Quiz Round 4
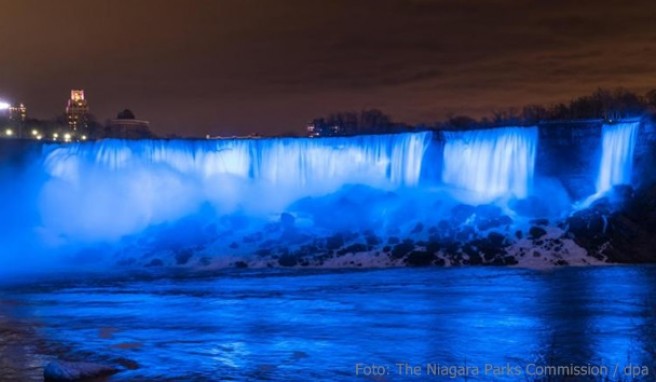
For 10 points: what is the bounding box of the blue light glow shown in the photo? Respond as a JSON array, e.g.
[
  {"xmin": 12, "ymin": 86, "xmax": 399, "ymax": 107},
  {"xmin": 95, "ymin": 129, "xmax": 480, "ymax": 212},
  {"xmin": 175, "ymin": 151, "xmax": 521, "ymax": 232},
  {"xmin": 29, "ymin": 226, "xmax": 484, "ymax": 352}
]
[
  {"xmin": 441, "ymin": 127, "xmax": 538, "ymax": 203},
  {"xmin": 0, "ymin": 122, "xmax": 644, "ymax": 272},
  {"xmin": 596, "ymin": 122, "xmax": 639, "ymax": 194},
  {"xmin": 38, "ymin": 133, "xmax": 431, "ymax": 242}
]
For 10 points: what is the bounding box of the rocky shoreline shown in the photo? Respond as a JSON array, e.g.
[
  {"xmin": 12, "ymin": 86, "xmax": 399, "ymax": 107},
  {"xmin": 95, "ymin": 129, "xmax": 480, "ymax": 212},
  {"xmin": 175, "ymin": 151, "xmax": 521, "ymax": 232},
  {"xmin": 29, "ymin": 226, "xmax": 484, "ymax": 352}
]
[{"xmin": 94, "ymin": 183, "xmax": 656, "ymax": 272}]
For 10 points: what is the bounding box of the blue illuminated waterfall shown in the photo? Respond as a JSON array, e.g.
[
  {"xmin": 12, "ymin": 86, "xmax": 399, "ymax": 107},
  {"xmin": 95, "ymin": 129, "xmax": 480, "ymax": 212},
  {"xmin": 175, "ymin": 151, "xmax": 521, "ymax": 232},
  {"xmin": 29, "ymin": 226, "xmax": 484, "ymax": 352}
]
[
  {"xmin": 441, "ymin": 127, "xmax": 538, "ymax": 203},
  {"xmin": 596, "ymin": 122, "xmax": 639, "ymax": 194},
  {"xmin": 39, "ymin": 133, "xmax": 431, "ymax": 240}
]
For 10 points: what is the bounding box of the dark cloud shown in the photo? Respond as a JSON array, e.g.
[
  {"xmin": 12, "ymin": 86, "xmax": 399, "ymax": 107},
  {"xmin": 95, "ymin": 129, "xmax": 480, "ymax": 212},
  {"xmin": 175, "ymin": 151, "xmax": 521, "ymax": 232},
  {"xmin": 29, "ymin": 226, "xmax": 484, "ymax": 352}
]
[{"xmin": 0, "ymin": 0, "xmax": 654, "ymax": 136}]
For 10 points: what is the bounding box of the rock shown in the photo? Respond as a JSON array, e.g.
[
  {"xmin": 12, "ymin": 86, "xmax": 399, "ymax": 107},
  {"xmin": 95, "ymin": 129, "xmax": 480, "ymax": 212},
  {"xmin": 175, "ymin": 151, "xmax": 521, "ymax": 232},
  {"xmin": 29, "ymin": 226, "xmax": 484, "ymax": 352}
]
[
  {"xmin": 567, "ymin": 206, "xmax": 609, "ymax": 252},
  {"xmin": 278, "ymin": 254, "xmax": 298, "ymax": 267},
  {"xmin": 486, "ymin": 232, "xmax": 507, "ymax": 247},
  {"xmin": 326, "ymin": 234, "xmax": 345, "ymax": 250},
  {"xmin": 390, "ymin": 240, "xmax": 415, "ymax": 259},
  {"xmin": 529, "ymin": 226, "xmax": 547, "ymax": 239},
  {"xmin": 404, "ymin": 251, "xmax": 435, "ymax": 266},
  {"xmin": 503, "ymin": 256, "xmax": 518, "ymax": 265},
  {"xmin": 44, "ymin": 360, "xmax": 117, "ymax": 381},
  {"xmin": 425, "ymin": 241, "xmax": 440, "ymax": 254}
]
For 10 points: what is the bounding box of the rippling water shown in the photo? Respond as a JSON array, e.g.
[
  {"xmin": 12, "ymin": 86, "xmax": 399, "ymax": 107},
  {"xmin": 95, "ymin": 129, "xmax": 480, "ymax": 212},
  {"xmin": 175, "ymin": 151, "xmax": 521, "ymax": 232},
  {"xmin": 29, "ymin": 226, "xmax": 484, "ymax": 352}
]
[{"xmin": 2, "ymin": 266, "xmax": 656, "ymax": 381}]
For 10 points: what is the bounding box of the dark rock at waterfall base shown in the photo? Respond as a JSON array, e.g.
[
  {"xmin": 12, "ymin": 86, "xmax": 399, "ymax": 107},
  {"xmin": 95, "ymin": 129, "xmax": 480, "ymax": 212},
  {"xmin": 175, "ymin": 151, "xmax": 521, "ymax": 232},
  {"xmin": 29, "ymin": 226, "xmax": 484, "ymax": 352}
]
[
  {"xmin": 278, "ymin": 254, "xmax": 298, "ymax": 267},
  {"xmin": 391, "ymin": 240, "xmax": 415, "ymax": 259},
  {"xmin": 326, "ymin": 234, "xmax": 345, "ymax": 250},
  {"xmin": 567, "ymin": 206, "xmax": 608, "ymax": 250},
  {"xmin": 567, "ymin": 184, "xmax": 656, "ymax": 263},
  {"xmin": 44, "ymin": 360, "xmax": 117, "ymax": 381},
  {"xmin": 529, "ymin": 226, "xmax": 547, "ymax": 239},
  {"xmin": 404, "ymin": 251, "xmax": 435, "ymax": 266},
  {"xmin": 365, "ymin": 232, "xmax": 381, "ymax": 245}
]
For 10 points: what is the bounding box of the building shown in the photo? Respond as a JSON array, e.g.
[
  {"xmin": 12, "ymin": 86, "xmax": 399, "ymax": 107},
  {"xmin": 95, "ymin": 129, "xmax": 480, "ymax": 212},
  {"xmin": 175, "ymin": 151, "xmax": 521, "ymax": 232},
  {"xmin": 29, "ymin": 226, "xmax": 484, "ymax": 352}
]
[
  {"xmin": 65, "ymin": 90, "xmax": 89, "ymax": 134},
  {"xmin": 8, "ymin": 103, "xmax": 27, "ymax": 122},
  {"xmin": 105, "ymin": 109, "xmax": 154, "ymax": 139}
]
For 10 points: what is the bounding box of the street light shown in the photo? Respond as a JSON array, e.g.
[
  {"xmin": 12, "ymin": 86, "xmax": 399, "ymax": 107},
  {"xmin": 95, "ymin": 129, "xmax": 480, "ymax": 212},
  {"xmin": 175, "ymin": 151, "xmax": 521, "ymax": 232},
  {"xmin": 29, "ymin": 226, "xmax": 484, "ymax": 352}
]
[{"xmin": 5, "ymin": 128, "xmax": 13, "ymax": 136}]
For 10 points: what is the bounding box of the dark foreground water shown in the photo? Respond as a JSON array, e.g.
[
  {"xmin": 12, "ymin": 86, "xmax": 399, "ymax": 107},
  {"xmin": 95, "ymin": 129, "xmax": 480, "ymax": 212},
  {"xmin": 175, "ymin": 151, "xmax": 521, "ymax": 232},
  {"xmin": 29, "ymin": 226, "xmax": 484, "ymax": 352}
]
[{"xmin": 2, "ymin": 266, "xmax": 656, "ymax": 381}]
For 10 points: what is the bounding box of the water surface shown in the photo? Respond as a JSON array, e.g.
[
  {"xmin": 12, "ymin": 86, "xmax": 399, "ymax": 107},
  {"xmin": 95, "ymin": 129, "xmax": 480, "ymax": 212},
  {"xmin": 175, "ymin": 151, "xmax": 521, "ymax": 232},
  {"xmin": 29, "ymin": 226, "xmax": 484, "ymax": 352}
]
[{"xmin": 2, "ymin": 266, "xmax": 655, "ymax": 381}]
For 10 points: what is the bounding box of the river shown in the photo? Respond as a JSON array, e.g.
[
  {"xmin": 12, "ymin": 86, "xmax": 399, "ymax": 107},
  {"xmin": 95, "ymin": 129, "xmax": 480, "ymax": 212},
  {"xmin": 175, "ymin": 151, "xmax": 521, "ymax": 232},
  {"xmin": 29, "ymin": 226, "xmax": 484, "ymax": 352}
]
[{"xmin": 1, "ymin": 266, "xmax": 655, "ymax": 381}]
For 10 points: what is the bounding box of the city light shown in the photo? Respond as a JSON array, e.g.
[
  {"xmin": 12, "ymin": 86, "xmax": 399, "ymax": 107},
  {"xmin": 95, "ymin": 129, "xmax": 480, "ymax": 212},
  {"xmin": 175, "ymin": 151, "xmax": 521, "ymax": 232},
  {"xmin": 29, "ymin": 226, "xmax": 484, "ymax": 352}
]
[
  {"xmin": 36, "ymin": 135, "xmax": 42, "ymax": 140},
  {"xmin": 5, "ymin": 128, "xmax": 13, "ymax": 136},
  {"xmin": 81, "ymin": 135, "xmax": 87, "ymax": 140},
  {"xmin": 53, "ymin": 133, "xmax": 59, "ymax": 140},
  {"xmin": 64, "ymin": 133, "xmax": 72, "ymax": 142},
  {"xmin": 0, "ymin": 101, "xmax": 10, "ymax": 110},
  {"xmin": 32, "ymin": 129, "xmax": 38, "ymax": 136}
]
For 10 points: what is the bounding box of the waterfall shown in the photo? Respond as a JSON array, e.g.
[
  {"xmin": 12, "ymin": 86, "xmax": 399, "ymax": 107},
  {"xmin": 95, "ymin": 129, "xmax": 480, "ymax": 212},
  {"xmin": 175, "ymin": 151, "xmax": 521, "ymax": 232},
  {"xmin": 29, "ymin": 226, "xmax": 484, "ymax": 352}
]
[
  {"xmin": 38, "ymin": 132, "xmax": 432, "ymax": 240},
  {"xmin": 441, "ymin": 126, "xmax": 538, "ymax": 203},
  {"xmin": 596, "ymin": 122, "xmax": 639, "ymax": 194}
]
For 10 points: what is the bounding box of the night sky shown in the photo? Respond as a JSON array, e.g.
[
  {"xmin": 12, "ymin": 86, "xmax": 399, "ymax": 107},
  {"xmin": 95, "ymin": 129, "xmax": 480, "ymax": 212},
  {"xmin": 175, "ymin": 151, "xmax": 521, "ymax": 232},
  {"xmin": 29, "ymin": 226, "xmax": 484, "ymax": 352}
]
[{"xmin": 1, "ymin": 0, "xmax": 655, "ymax": 137}]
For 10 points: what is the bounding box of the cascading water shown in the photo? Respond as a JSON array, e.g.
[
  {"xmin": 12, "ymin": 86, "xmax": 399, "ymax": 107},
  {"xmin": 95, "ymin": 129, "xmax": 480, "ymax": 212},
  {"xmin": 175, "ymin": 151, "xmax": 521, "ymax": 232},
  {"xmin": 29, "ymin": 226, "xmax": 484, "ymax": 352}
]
[
  {"xmin": 38, "ymin": 132, "xmax": 432, "ymax": 241},
  {"xmin": 441, "ymin": 127, "xmax": 538, "ymax": 203},
  {"xmin": 596, "ymin": 121, "xmax": 639, "ymax": 194}
]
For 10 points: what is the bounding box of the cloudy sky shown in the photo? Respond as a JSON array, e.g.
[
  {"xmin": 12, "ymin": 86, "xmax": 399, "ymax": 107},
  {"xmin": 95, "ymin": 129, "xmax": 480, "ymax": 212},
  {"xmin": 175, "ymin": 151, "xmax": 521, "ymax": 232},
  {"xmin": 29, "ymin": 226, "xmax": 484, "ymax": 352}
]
[{"xmin": 1, "ymin": 0, "xmax": 655, "ymax": 136}]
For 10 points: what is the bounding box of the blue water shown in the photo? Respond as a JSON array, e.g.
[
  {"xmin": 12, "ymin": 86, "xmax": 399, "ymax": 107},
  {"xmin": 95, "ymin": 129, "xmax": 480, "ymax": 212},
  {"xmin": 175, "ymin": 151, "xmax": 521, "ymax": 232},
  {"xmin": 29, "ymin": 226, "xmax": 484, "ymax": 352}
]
[
  {"xmin": 441, "ymin": 127, "xmax": 538, "ymax": 204},
  {"xmin": 37, "ymin": 133, "xmax": 430, "ymax": 242},
  {"xmin": 597, "ymin": 122, "xmax": 639, "ymax": 194},
  {"xmin": 0, "ymin": 124, "xmax": 642, "ymax": 272},
  {"xmin": 3, "ymin": 266, "xmax": 656, "ymax": 381}
]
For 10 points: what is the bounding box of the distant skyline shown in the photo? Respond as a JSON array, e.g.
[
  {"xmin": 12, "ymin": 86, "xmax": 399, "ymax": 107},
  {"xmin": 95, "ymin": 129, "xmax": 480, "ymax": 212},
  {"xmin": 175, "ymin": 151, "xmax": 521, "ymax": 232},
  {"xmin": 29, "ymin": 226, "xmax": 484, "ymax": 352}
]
[{"xmin": 1, "ymin": 0, "xmax": 655, "ymax": 137}]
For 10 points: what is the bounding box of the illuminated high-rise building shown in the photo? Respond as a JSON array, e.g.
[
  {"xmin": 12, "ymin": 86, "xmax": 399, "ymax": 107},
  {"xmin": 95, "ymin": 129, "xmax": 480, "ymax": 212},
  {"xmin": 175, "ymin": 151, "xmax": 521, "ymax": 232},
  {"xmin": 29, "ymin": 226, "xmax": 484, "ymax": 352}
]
[
  {"xmin": 65, "ymin": 90, "xmax": 89, "ymax": 133},
  {"xmin": 8, "ymin": 103, "xmax": 27, "ymax": 122}
]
